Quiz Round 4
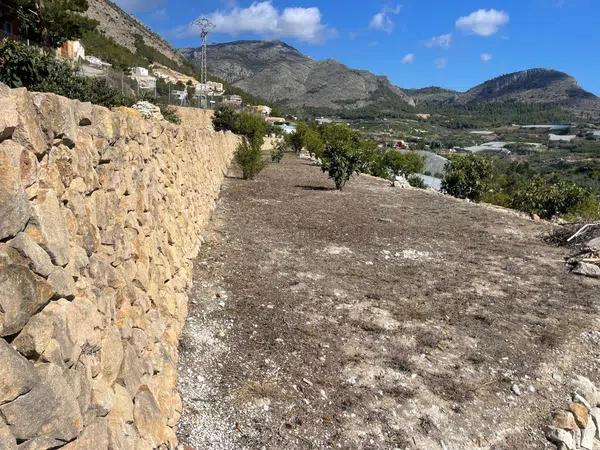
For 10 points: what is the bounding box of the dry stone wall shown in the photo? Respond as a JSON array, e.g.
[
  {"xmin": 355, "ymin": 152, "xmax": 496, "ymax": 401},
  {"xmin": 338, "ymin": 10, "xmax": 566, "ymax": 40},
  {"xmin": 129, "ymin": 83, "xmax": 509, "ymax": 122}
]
[{"xmin": 0, "ymin": 83, "xmax": 239, "ymax": 449}]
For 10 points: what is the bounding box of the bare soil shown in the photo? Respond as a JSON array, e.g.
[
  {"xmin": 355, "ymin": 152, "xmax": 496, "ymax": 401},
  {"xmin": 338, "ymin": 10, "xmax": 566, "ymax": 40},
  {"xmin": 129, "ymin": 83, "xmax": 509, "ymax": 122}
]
[{"xmin": 177, "ymin": 155, "xmax": 600, "ymax": 450}]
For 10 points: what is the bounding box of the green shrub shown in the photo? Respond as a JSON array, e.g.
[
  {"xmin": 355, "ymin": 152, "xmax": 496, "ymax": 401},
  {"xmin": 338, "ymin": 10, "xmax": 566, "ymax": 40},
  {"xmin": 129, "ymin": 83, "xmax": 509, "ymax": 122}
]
[
  {"xmin": 442, "ymin": 154, "xmax": 493, "ymax": 202},
  {"xmin": 383, "ymin": 150, "xmax": 425, "ymax": 186},
  {"xmin": 212, "ymin": 104, "xmax": 238, "ymax": 132},
  {"xmin": 160, "ymin": 105, "xmax": 181, "ymax": 125},
  {"xmin": 408, "ymin": 175, "xmax": 427, "ymax": 189},
  {"xmin": 0, "ymin": 39, "xmax": 133, "ymax": 108},
  {"xmin": 510, "ymin": 178, "xmax": 599, "ymax": 220},
  {"xmin": 235, "ymin": 139, "xmax": 266, "ymax": 180}
]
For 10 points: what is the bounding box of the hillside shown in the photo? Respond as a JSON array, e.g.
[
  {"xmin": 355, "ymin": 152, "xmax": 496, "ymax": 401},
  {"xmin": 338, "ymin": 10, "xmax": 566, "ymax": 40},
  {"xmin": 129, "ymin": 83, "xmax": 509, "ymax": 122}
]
[
  {"xmin": 84, "ymin": 0, "xmax": 185, "ymax": 66},
  {"xmin": 177, "ymin": 154, "xmax": 600, "ymax": 449},
  {"xmin": 180, "ymin": 40, "xmax": 416, "ymax": 115},
  {"xmin": 457, "ymin": 68, "xmax": 599, "ymax": 109},
  {"xmin": 404, "ymin": 86, "xmax": 459, "ymax": 104}
]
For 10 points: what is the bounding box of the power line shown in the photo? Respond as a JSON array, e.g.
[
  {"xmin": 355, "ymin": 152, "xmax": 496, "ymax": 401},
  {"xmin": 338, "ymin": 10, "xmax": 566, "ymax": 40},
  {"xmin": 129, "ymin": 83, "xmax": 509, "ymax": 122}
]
[{"xmin": 192, "ymin": 17, "xmax": 215, "ymax": 86}]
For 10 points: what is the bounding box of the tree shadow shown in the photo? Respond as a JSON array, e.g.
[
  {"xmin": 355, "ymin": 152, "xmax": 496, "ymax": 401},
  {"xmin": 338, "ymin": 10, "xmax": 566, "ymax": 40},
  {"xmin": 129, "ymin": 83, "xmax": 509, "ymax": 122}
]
[{"xmin": 295, "ymin": 185, "xmax": 334, "ymax": 191}]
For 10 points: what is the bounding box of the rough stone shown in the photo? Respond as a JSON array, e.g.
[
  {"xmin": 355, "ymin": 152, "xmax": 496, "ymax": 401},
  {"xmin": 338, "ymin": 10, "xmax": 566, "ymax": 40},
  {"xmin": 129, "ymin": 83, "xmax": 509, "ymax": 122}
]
[
  {"xmin": 0, "ymin": 140, "xmax": 31, "ymax": 240},
  {"xmin": 117, "ymin": 342, "xmax": 147, "ymax": 397},
  {"xmin": 586, "ymin": 237, "xmax": 600, "ymax": 252},
  {"xmin": 99, "ymin": 327, "xmax": 124, "ymax": 386},
  {"xmin": 582, "ymin": 419, "xmax": 597, "ymax": 450},
  {"xmin": 570, "ymin": 402, "xmax": 590, "ymax": 429},
  {"xmin": 14, "ymin": 437, "xmax": 65, "ymax": 450},
  {"xmin": 0, "ymin": 363, "xmax": 83, "ymax": 442},
  {"xmin": 8, "ymin": 232, "xmax": 54, "ymax": 277},
  {"xmin": 132, "ymin": 101, "xmax": 163, "ymax": 120},
  {"xmin": 0, "ymin": 258, "xmax": 54, "ymax": 337},
  {"xmin": 545, "ymin": 426, "xmax": 576, "ymax": 450},
  {"xmin": 0, "ymin": 419, "xmax": 17, "ymax": 450},
  {"xmin": 0, "ymin": 93, "xmax": 18, "ymax": 142},
  {"xmin": 26, "ymin": 189, "xmax": 71, "ymax": 266},
  {"xmin": 62, "ymin": 418, "xmax": 109, "ymax": 450},
  {"xmin": 10, "ymin": 88, "xmax": 48, "ymax": 156},
  {"xmin": 552, "ymin": 410, "xmax": 578, "ymax": 431},
  {"xmin": 573, "ymin": 262, "xmax": 600, "ymax": 279},
  {"xmin": 0, "ymin": 339, "xmax": 38, "ymax": 405},
  {"xmin": 573, "ymin": 376, "xmax": 600, "ymax": 407},
  {"xmin": 47, "ymin": 268, "xmax": 76, "ymax": 300},
  {"xmin": 133, "ymin": 385, "xmax": 169, "ymax": 448}
]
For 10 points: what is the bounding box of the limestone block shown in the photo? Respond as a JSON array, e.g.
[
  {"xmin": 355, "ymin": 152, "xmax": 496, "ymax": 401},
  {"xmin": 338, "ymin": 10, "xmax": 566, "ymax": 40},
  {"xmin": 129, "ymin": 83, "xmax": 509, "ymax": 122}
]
[
  {"xmin": 9, "ymin": 88, "xmax": 47, "ymax": 156},
  {"xmin": 99, "ymin": 326, "xmax": 123, "ymax": 386},
  {"xmin": 117, "ymin": 343, "xmax": 147, "ymax": 397},
  {"xmin": 48, "ymin": 268, "xmax": 76, "ymax": 300},
  {"xmin": 90, "ymin": 378, "xmax": 115, "ymax": 418},
  {"xmin": 0, "ymin": 141, "xmax": 31, "ymax": 240},
  {"xmin": 62, "ymin": 418, "xmax": 108, "ymax": 450},
  {"xmin": 8, "ymin": 232, "xmax": 54, "ymax": 277},
  {"xmin": 0, "ymin": 93, "xmax": 18, "ymax": 142},
  {"xmin": 0, "ymin": 339, "xmax": 38, "ymax": 405},
  {"xmin": 0, "ymin": 418, "xmax": 17, "ymax": 450},
  {"xmin": 0, "ymin": 252, "xmax": 54, "ymax": 337},
  {"xmin": 0, "ymin": 363, "xmax": 83, "ymax": 442},
  {"xmin": 133, "ymin": 386, "xmax": 169, "ymax": 448},
  {"xmin": 26, "ymin": 189, "xmax": 71, "ymax": 266},
  {"xmin": 31, "ymin": 93, "xmax": 77, "ymax": 148}
]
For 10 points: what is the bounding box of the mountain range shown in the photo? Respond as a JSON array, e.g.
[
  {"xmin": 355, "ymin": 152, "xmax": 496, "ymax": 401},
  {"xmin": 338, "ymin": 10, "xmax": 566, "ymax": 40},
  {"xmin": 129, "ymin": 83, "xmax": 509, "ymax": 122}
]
[
  {"xmin": 85, "ymin": 1, "xmax": 599, "ymax": 117},
  {"xmin": 181, "ymin": 40, "xmax": 599, "ymax": 116}
]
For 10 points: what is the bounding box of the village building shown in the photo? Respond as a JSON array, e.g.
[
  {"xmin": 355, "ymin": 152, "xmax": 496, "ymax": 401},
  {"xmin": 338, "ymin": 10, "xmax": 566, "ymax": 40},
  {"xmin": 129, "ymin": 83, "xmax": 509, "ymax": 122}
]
[
  {"xmin": 56, "ymin": 40, "xmax": 85, "ymax": 62},
  {"xmin": 222, "ymin": 95, "xmax": 243, "ymax": 108},
  {"xmin": 130, "ymin": 67, "xmax": 157, "ymax": 90}
]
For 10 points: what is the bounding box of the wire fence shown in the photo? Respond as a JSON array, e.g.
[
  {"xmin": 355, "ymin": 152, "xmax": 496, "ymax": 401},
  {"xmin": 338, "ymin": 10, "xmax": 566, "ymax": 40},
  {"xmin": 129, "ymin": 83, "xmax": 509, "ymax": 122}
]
[{"xmin": 77, "ymin": 63, "xmax": 222, "ymax": 109}]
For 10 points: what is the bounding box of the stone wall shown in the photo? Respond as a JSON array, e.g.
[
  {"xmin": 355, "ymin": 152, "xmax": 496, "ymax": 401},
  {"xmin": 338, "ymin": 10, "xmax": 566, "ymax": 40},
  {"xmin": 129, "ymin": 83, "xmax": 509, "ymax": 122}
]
[{"xmin": 0, "ymin": 84, "xmax": 239, "ymax": 449}]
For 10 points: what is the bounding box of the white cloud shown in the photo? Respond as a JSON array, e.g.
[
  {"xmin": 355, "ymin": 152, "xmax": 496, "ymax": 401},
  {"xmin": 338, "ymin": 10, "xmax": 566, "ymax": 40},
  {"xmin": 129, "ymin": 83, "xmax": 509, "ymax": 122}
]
[
  {"xmin": 425, "ymin": 33, "xmax": 453, "ymax": 48},
  {"xmin": 434, "ymin": 57, "xmax": 448, "ymax": 69},
  {"xmin": 402, "ymin": 53, "xmax": 415, "ymax": 64},
  {"xmin": 369, "ymin": 5, "xmax": 402, "ymax": 33},
  {"xmin": 176, "ymin": 1, "xmax": 334, "ymax": 43},
  {"xmin": 114, "ymin": 0, "xmax": 164, "ymax": 13},
  {"xmin": 456, "ymin": 9, "xmax": 509, "ymax": 36},
  {"xmin": 481, "ymin": 52, "xmax": 493, "ymax": 62}
]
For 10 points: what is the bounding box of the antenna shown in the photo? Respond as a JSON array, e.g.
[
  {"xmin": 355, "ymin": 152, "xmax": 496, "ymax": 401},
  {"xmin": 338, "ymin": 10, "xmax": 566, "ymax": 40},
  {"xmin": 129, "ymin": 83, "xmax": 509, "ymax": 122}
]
[{"xmin": 193, "ymin": 17, "xmax": 215, "ymax": 85}]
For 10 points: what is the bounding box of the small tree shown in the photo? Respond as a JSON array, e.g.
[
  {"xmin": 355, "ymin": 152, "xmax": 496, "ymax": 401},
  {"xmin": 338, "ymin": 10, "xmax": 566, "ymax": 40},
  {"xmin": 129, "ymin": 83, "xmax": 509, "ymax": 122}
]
[
  {"xmin": 383, "ymin": 150, "xmax": 425, "ymax": 186},
  {"xmin": 442, "ymin": 154, "xmax": 493, "ymax": 202},
  {"xmin": 235, "ymin": 139, "xmax": 266, "ymax": 180},
  {"xmin": 235, "ymin": 112, "xmax": 267, "ymax": 149},
  {"xmin": 321, "ymin": 146, "xmax": 364, "ymax": 190},
  {"xmin": 3, "ymin": 0, "xmax": 98, "ymax": 48}
]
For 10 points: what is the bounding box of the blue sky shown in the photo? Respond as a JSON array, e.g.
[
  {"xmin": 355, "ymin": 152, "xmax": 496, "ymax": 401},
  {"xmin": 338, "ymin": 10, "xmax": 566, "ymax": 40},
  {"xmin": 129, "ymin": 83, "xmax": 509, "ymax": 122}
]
[{"xmin": 116, "ymin": 0, "xmax": 600, "ymax": 94}]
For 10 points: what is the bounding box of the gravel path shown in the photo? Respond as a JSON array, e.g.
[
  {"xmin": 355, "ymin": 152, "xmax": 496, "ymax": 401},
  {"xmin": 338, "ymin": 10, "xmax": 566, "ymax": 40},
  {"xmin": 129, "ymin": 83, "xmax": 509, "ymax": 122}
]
[{"xmin": 177, "ymin": 155, "xmax": 600, "ymax": 449}]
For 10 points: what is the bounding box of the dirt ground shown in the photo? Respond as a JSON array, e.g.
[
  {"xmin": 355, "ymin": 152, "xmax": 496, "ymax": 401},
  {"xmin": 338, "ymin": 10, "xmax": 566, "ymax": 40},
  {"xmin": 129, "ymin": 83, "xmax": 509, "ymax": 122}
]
[{"xmin": 177, "ymin": 155, "xmax": 600, "ymax": 450}]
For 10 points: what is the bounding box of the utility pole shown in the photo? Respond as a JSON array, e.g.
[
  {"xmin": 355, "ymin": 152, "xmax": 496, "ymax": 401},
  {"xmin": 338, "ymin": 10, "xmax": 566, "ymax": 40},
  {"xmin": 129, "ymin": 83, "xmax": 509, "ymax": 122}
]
[{"xmin": 192, "ymin": 17, "xmax": 215, "ymax": 108}]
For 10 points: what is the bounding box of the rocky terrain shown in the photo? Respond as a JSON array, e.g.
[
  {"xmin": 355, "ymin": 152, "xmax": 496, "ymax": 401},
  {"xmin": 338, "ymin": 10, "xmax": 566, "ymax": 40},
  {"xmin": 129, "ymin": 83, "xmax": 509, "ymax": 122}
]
[
  {"xmin": 84, "ymin": 0, "xmax": 186, "ymax": 66},
  {"xmin": 457, "ymin": 69, "xmax": 600, "ymax": 111},
  {"xmin": 180, "ymin": 40, "xmax": 415, "ymax": 113},
  {"xmin": 0, "ymin": 83, "xmax": 237, "ymax": 448},
  {"xmin": 177, "ymin": 155, "xmax": 600, "ymax": 449}
]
